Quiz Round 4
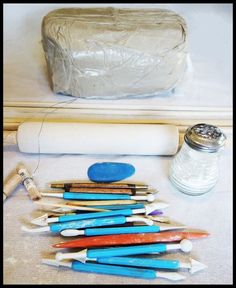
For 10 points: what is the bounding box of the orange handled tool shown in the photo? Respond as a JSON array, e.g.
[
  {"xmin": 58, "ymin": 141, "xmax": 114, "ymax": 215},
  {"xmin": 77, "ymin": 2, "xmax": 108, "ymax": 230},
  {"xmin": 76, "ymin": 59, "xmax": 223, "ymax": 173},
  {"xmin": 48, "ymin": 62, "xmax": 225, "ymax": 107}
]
[{"xmin": 53, "ymin": 231, "xmax": 209, "ymax": 248}]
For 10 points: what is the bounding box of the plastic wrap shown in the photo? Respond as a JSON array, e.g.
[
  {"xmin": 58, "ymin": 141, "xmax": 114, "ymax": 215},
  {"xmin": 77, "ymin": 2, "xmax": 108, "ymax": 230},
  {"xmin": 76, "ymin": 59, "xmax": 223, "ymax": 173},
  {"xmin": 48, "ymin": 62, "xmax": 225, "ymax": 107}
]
[{"xmin": 41, "ymin": 7, "xmax": 188, "ymax": 99}]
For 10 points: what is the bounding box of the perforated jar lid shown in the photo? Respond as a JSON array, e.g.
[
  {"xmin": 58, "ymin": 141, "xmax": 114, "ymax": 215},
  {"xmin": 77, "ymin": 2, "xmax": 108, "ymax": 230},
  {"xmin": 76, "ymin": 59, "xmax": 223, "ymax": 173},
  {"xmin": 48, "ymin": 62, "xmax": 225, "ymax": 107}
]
[{"xmin": 184, "ymin": 123, "xmax": 227, "ymax": 153}]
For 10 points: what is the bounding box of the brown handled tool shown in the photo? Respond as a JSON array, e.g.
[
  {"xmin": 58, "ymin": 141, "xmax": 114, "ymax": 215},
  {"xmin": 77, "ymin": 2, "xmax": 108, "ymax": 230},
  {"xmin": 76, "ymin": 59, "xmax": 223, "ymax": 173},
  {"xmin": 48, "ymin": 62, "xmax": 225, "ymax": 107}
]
[
  {"xmin": 51, "ymin": 182, "xmax": 148, "ymax": 190},
  {"xmin": 68, "ymin": 187, "xmax": 136, "ymax": 195}
]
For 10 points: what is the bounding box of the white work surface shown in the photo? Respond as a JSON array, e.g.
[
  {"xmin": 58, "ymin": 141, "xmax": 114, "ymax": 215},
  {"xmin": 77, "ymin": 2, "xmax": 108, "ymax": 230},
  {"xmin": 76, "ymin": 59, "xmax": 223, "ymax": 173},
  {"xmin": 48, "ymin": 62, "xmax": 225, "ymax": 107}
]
[
  {"xmin": 3, "ymin": 139, "xmax": 232, "ymax": 284},
  {"xmin": 3, "ymin": 3, "xmax": 233, "ymax": 285}
]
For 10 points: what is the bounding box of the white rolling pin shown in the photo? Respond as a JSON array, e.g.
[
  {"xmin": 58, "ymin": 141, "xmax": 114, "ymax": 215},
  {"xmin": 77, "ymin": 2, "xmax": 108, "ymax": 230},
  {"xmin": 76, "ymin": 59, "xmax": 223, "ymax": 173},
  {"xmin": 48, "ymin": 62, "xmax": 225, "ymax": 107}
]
[{"xmin": 3, "ymin": 122, "xmax": 179, "ymax": 155}]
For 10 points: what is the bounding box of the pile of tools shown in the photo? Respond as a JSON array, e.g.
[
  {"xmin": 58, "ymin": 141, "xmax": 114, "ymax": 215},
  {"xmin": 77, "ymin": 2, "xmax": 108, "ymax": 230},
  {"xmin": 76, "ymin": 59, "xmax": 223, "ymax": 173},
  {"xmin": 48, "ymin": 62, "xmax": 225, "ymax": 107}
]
[{"xmin": 22, "ymin": 181, "xmax": 209, "ymax": 281}]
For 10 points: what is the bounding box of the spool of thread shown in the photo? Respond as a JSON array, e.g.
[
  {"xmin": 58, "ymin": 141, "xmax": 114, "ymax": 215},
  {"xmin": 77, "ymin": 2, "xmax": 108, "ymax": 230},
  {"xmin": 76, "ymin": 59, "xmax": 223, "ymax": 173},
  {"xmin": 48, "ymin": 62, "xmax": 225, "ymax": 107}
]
[
  {"xmin": 3, "ymin": 172, "xmax": 22, "ymax": 201},
  {"xmin": 17, "ymin": 164, "xmax": 41, "ymax": 201}
]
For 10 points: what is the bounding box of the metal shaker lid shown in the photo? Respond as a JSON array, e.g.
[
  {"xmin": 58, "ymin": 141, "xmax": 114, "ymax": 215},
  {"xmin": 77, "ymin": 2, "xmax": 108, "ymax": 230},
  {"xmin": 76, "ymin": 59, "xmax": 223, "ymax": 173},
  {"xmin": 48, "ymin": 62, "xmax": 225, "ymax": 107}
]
[{"xmin": 184, "ymin": 123, "xmax": 227, "ymax": 153}]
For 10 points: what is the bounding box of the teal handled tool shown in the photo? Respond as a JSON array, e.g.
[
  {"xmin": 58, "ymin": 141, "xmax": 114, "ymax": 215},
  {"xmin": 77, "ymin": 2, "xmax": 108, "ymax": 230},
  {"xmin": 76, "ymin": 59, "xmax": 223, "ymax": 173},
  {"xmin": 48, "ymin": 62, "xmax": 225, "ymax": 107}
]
[
  {"xmin": 42, "ymin": 259, "xmax": 185, "ymax": 281},
  {"xmin": 21, "ymin": 215, "xmax": 154, "ymax": 233},
  {"xmin": 55, "ymin": 239, "xmax": 193, "ymax": 262},
  {"xmin": 91, "ymin": 256, "xmax": 207, "ymax": 274},
  {"xmin": 59, "ymin": 223, "xmax": 175, "ymax": 237},
  {"xmin": 51, "ymin": 203, "xmax": 165, "ymax": 214},
  {"xmin": 41, "ymin": 191, "xmax": 157, "ymax": 202},
  {"xmin": 31, "ymin": 202, "xmax": 169, "ymax": 226},
  {"xmin": 60, "ymin": 223, "xmax": 184, "ymax": 237},
  {"xmin": 90, "ymin": 203, "xmax": 151, "ymax": 210}
]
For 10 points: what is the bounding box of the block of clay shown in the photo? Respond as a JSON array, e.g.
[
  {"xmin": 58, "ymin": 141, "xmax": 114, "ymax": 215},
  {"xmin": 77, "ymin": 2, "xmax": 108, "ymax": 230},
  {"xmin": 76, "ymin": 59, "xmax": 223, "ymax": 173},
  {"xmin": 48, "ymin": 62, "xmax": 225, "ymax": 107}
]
[{"xmin": 42, "ymin": 7, "xmax": 188, "ymax": 99}]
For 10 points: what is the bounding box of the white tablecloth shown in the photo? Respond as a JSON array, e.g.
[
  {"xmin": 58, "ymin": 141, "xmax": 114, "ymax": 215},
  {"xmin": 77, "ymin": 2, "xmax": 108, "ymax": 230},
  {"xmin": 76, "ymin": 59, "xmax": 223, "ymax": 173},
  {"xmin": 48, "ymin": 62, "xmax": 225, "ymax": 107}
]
[
  {"xmin": 3, "ymin": 137, "xmax": 232, "ymax": 284},
  {"xmin": 3, "ymin": 3, "xmax": 233, "ymax": 284}
]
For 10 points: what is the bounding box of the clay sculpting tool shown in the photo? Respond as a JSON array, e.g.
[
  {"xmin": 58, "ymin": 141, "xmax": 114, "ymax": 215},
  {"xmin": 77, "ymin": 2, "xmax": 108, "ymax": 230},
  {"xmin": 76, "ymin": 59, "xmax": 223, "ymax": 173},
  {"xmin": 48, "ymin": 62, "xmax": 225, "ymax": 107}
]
[
  {"xmin": 89, "ymin": 203, "xmax": 165, "ymax": 216},
  {"xmin": 89, "ymin": 203, "xmax": 162, "ymax": 211},
  {"xmin": 21, "ymin": 215, "xmax": 154, "ymax": 234},
  {"xmin": 57, "ymin": 225, "xmax": 185, "ymax": 241},
  {"xmin": 37, "ymin": 199, "xmax": 137, "ymax": 207},
  {"xmin": 55, "ymin": 239, "xmax": 193, "ymax": 262},
  {"xmin": 60, "ymin": 223, "xmax": 172, "ymax": 237},
  {"xmin": 41, "ymin": 191, "xmax": 157, "ymax": 202},
  {"xmin": 42, "ymin": 259, "xmax": 185, "ymax": 281},
  {"xmin": 66, "ymin": 199, "xmax": 137, "ymax": 206},
  {"xmin": 51, "ymin": 182, "xmax": 149, "ymax": 190},
  {"xmin": 87, "ymin": 256, "xmax": 207, "ymax": 274},
  {"xmin": 34, "ymin": 201, "xmax": 110, "ymax": 212},
  {"xmin": 31, "ymin": 202, "xmax": 169, "ymax": 226},
  {"xmin": 67, "ymin": 187, "xmax": 155, "ymax": 195},
  {"xmin": 59, "ymin": 225, "xmax": 209, "ymax": 240},
  {"xmin": 68, "ymin": 187, "xmax": 137, "ymax": 195}
]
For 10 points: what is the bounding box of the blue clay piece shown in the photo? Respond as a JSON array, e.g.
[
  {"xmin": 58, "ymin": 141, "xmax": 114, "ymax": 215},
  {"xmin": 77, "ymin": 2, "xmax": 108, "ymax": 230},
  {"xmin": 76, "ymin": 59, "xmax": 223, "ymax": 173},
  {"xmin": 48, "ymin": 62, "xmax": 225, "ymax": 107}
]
[{"xmin": 87, "ymin": 162, "xmax": 135, "ymax": 183}]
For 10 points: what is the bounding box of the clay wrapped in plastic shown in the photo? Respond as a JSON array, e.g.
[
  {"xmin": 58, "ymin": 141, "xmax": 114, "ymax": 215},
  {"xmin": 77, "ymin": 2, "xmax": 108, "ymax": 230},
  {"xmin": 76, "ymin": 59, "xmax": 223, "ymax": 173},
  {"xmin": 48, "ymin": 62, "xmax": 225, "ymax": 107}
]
[{"xmin": 41, "ymin": 7, "xmax": 188, "ymax": 99}]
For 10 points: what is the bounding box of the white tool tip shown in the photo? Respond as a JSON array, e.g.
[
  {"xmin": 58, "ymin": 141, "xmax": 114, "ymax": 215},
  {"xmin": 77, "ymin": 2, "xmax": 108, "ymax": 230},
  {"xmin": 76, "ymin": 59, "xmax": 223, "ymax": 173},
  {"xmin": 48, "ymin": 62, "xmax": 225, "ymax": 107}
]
[
  {"xmin": 31, "ymin": 214, "xmax": 48, "ymax": 226},
  {"xmin": 147, "ymin": 193, "xmax": 158, "ymax": 202},
  {"xmin": 190, "ymin": 258, "xmax": 207, "ymax": 274},
  {"xmin": 56, "ymin": 250, "xmax": 87, "ymax": 263},
  {"xmin": 157, "ymin": 271, "xmax": 186, "ymax": 281},
  {"xmin": 21, "ymin": 225, "xmax": 50, "ymax": 233},
  {"xmin": 42, "ymin": 258, "xmax": 72, "ymax": 268},
  {"xmin": 41, "ymin": 258, "xmax": 60, "ymax": 267},
  {"xmin": 55, "ymin": 252, "xmax": 64, "ymax": 262},
  {"xmin": 60, "ymin": 229, "xmax": 83, "ymax": 237},
  {"xmin": 180, "ymin": 239, "xmax": 193, "ymax": 253}
]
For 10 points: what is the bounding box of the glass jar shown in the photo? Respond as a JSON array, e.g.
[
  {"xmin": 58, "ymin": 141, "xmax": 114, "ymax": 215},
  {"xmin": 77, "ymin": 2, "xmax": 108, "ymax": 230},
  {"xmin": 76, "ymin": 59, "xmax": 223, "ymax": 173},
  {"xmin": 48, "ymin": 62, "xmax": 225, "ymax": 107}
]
[{"xmin": 169, "ymin": 123, "xmax": 226, "ymax": 195}]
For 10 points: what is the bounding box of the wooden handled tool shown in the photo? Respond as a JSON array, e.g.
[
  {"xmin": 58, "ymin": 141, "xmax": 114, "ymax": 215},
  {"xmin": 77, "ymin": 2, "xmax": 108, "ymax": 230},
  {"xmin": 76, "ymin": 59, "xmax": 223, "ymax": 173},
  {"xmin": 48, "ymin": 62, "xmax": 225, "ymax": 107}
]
[
  {"xmin": 67, "ymin": 188, "xmax": 138, "ymax": 195},
  {"xmin": 51, "ymin": 182, "xmax": 149, "ymax": 190}
]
